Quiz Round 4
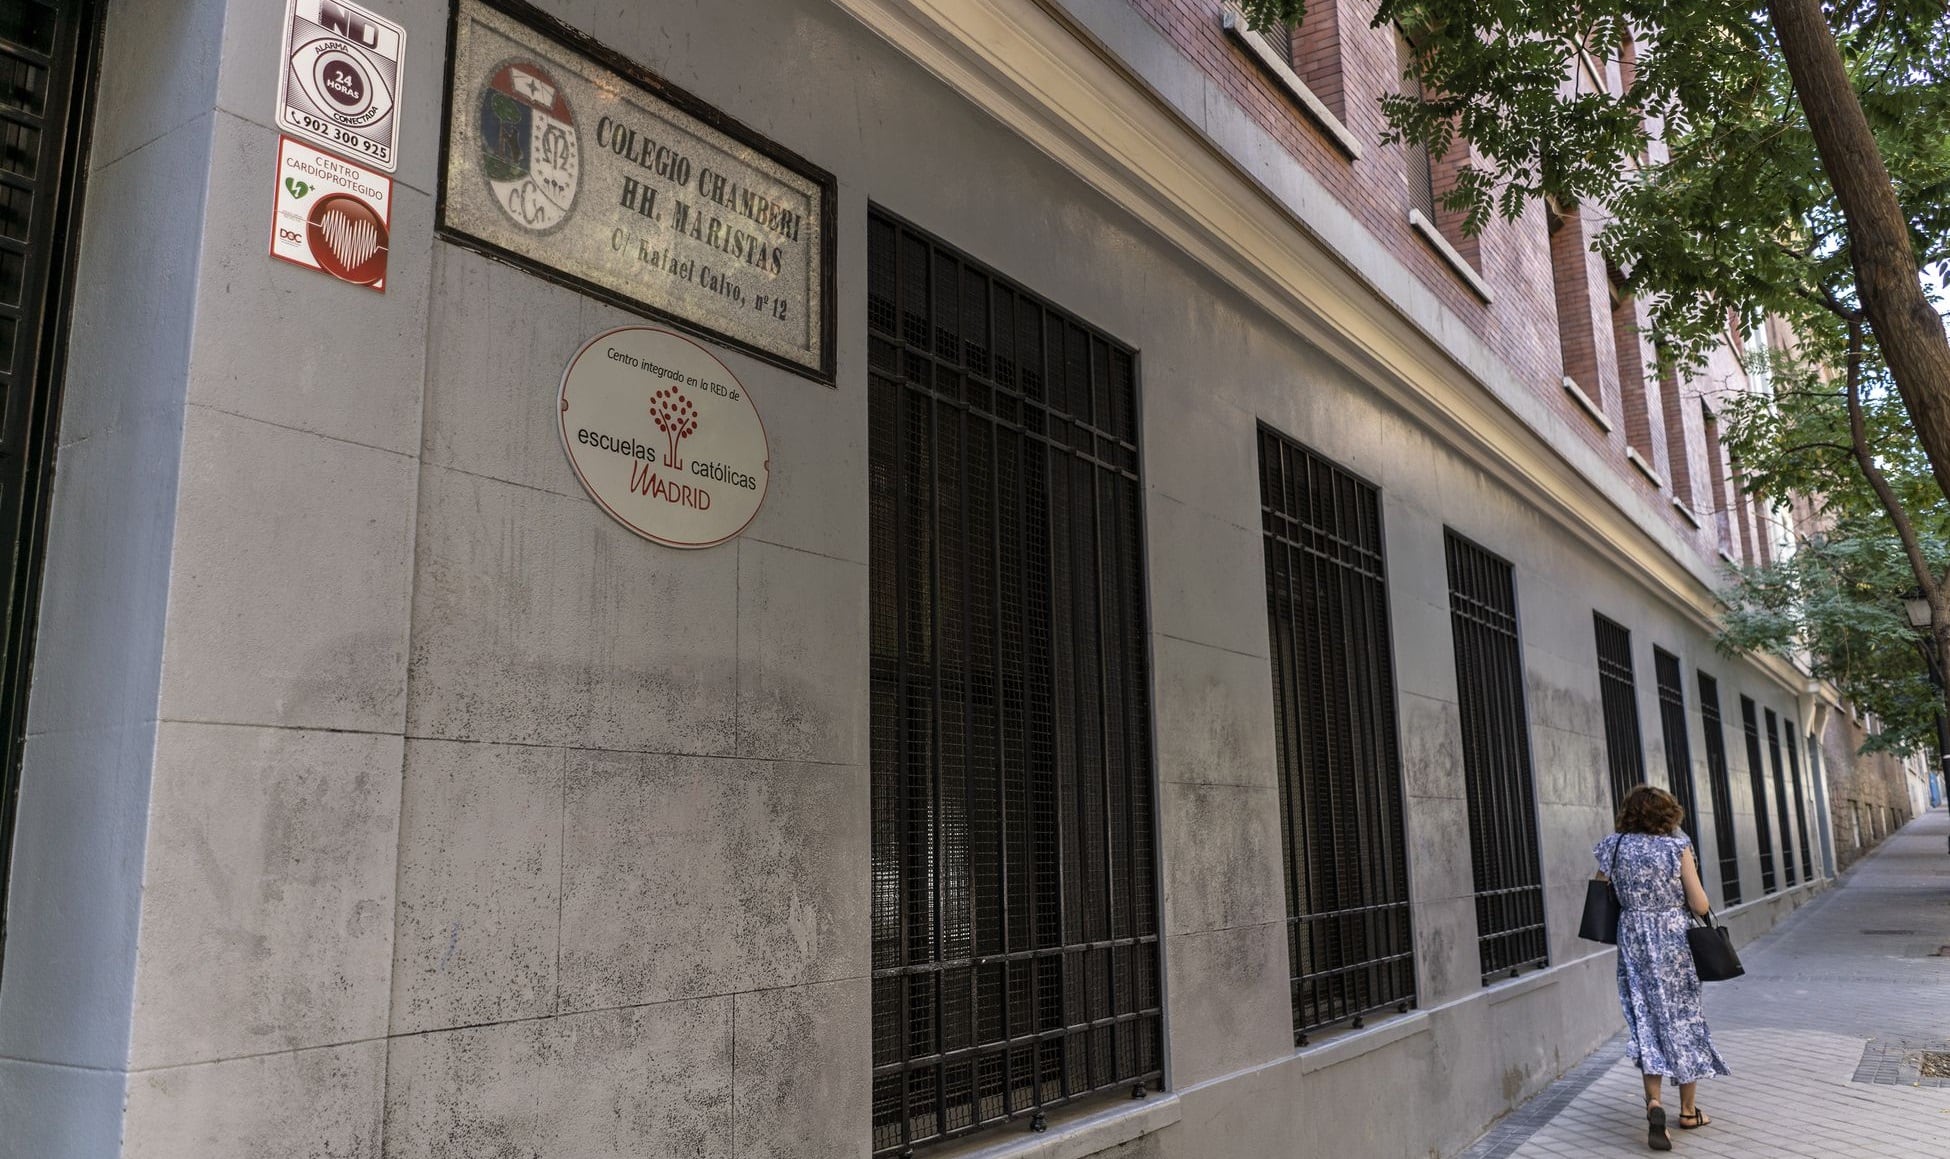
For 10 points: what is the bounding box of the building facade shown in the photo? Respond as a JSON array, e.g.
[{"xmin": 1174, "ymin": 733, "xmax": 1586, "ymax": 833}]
[
  {"xmin": 0, "ymin": 1, "xmax": 1858, "ymax": 1157},
  {"xmin": 1815, "ymin": 709, "xmax": 1927, "ymax": 873}
]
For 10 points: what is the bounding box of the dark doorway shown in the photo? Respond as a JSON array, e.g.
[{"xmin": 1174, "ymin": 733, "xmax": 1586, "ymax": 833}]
[{"xmin": 0, "ymin": 0, "xmax": 102, "ymax": 982}]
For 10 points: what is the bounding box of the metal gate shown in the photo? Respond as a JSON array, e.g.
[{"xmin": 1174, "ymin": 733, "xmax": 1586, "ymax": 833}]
[
  {"xmin": 1786, "ymin": 730, "xmax": 1813, "ymax": 881},
  {"xmin": 1652, "ymin": 649, "xmax": 1700, "ymax": 849},
  {"xmin": 1260, "ymin": 427, "xmax": 1414, "ymax": 1042},
  {"xmin": 1444, "ymin": 531, "xmax": 1547, "ymax": 982},
  {"xmin": 1696, "ymin": 674, "xmax": 1741, "ymax": 906},
  {"xmin": 1740, "ymin": 697, "xmax": 1778, "ymax": 893},
  {"xmin": 866, "ymin": 211, "xmax": 1161, "ymax": 1155},
  {"xmin": 0, "ymin": 0, "xmax": 101, "ymax": 982},
  {"xmin": 1764, "ymin": 709, "xmax": 1798, "ymax": 886},
  {"xmin": 1593, "ymin": 613, "xmax": 1645, "ymax": 811}
]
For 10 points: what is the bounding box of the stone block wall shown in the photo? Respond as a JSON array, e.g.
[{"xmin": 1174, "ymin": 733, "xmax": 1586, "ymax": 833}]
[{"xmin": 1820, "ymin": 712, "xmax": 1922, "ymax": 873}]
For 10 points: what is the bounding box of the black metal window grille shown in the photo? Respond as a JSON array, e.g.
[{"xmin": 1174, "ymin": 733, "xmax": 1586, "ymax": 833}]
[
  {"xmin": 1805, "ymin": 733, "xmax": 1831, "ymax": 874},
  {"xmin": 1594, "ymin": 614, "xmax": 1646, "ymax": 812},
  {"xmin": 1444, "ymin": 531, "xmax": 1548, "ymax": 982},
  {"xmin": 1764, "ymin": 709, "xmax": 1798, "ymax": 887},
  {"xmin": 1786, "ymin": 729, "xmax": 1814, "ymax": 880},
  {"xmin": 1696, "ymin": 673, "xmax": 1742, "ymax": 906},
  {"xmin": 1259, "ymin": 429, "xmax": 1414, "ymax": 1043},
  {"xmin": 1652, "ymin": 649, "xmax": 1700, "ymax": 850},
  {"xmin": 867, "ymin": 211, "xmax": 1160, "ymax": 1157},
  {"xmin": 1739, "ymin": 697, "xmax": 1778, "ymax": 894}
]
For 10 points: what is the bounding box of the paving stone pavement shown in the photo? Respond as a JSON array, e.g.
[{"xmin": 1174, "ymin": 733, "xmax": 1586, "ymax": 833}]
[{"xmin": 1460, "ymin": 808, "xmax": 1950, "ymax": 1159}]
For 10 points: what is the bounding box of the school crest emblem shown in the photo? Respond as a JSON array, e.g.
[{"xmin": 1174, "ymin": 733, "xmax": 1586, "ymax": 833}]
[{"xmin": 478, "ymin": 61, "xmax": 580, "ymax": 232}]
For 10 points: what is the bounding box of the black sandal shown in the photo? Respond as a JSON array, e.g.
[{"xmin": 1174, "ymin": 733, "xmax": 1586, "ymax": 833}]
[
  {"xmin": 1678, "ymin": 1108, "xmax": 1711, "ymax": 1129},
  {"xmin": 1646, "ymin": 1103, "xmax": 1671, "ymax": 1151}
]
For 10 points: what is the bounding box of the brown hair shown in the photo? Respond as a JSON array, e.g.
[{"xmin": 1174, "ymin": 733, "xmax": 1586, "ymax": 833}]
[{"xmin": 1616, "ymin": 785, "xmax": 1685, "ymax": 836}]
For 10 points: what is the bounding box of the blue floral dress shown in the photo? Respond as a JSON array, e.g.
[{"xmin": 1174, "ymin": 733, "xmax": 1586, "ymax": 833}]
[{"xmin": 1594, "ymin": 832, "xmax": 1731, "ymax": 1084}]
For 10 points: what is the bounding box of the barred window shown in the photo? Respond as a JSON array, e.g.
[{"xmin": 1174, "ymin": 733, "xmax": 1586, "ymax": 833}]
[
  {"xmin": 1764, "ymin": 709, "xmax": 1798, "ymax": 887},
  {"xmin": 1594, "ymin": 614, "xmax": 1646, "ymax": 811},
  {"xmin": 1550, "ymin": 204, "xmax": 1601, "ymax": 404},
  {"xmin": 1696, "ymin": 673, "xmax": 1741, "ymax": 905},
  {"xmin": 1806, "ymin": 734, "xmax": 1831, "ymax": 868},
  {"xmin": 867, "ymin": 211, "xmax": 1160, "ymax": 1156},
  {"xmin": 1396, "ymin": 28, "xmax": 1439, "ymax": 222},
  {"xmin": 1260, "ymin": 429, "xmax": 1414, "ymax": 1043},
  {"xmin": 1273, "ymin": 0, "xmax": 1347, "ymax": 118},
  {"xmin": 1652, "ymin": 649, "xmax": 1700, "ymax": 850},
  {"xmin": 1738, "ymin": 697, "xmax": 1778, "ymax": 893},
  {"xmin": 1786, "ymin": 729, "xmax": 1814, "ymax": 880},
  {"xmin": 1609, "ymin": 273, "xmax": 1654, "ymax": 461},
  {"xmin": 1445, "ymin": 531, "xmax": 1547, "ymax": 982}
]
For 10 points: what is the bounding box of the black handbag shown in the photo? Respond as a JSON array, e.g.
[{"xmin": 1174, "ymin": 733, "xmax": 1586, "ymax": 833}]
[
  {"xmin": 1686, "ymin": 910, "xmax": 1745, "ymax": 982},
  {"xmin": 1578, "ymin": 835, "xmax": 1624, "ymax": 943}
]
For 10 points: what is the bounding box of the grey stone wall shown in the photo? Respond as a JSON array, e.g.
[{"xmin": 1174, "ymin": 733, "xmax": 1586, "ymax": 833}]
[
  {"xmin": 1820, "ymin": 713, "xmax": 1919, "ymax": 874},
  {"xmin": 0, "ymin": 1, "xmax": 1831, "ymax": 1157}
]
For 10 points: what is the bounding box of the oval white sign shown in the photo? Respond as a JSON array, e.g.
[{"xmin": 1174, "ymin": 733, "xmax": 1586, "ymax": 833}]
[{"xmin": 558, "ymin": 326, "xmax": 770, "ymax": 548}]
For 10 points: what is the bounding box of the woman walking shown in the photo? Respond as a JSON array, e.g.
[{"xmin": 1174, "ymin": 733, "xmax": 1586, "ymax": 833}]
[{"xmin": 1596, "ymin": 785, "xmax": 1728, "ymax": 1150}]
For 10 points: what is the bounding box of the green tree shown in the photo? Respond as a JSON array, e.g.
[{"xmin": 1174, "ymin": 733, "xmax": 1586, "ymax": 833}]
[
  {"xmin": 1716, "ymin": 356, "xmax": 1948, "ymax": 754},
  {"xmin": 1239, "ymin": 0, "xmax": 1950, "ymax": 753}
]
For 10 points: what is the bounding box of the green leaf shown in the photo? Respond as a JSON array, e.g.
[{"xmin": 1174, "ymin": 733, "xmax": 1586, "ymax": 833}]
[{"xmin": 1371, "ymin": 0, "xmax": 1950, "ymax": 756}]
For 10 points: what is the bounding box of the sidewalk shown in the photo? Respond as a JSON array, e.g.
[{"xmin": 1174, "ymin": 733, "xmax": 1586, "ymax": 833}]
[{"xmin": 1460, "ymin": 809, "xmax": 1950, "ymax": 1158}]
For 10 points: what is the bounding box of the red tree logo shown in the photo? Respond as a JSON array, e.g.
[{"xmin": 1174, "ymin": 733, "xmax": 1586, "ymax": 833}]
[{"xmin": 651, "ymin": 386, "xmax": 700, "ymax": 469}]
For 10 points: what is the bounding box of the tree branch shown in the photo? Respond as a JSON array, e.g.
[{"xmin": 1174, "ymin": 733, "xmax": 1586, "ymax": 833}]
[
  {"xmin": 1797, "ymin": 278, "xmax": 1864, "ymax": 324},
  {"xmin": 1769, "ymin": 0, "xmax": 1950, "ymax": 507},
  {"xmin": 1843, "ymin": 319, "xmax": 1939, "ymax": 599},
  {"xmin": 1777, "ymin": 440, "xmax": 1859, "ymax": 457}
]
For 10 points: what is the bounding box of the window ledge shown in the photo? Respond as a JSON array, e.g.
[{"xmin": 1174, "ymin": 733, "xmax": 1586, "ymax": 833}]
[
  {"xmin": 1296, "ymin": 1009, "xmax": 1432, "ymax": 1074},
  {"xmin": 1485, "ymin": 966, "xmax": 1562, "ymax": 1007},
  {"xmin": 1718, "ymin": 548, "xmax": 1739, "ymax": 567},
  {"xmin": 1625, "ymin": 446, "xmax": 1665, "ymax": 488},
  {"xmin": 932, "ymin": 1094, "xmax": 1182, "ymax": 1159},
  {"xmin": 1672, "ymin": 498, "xmax": 1702, "ymax": 529},
  {"xmin": 1561, "ymin": 376, "xmax": 1613, "ymax": 432},
  {"xmin": 1407, "ymin": 210, "xmax": 1493, "ymax": 302},
  {"xmin": 1220, "ymin": 11, "xmax": 1364, "ymax": 160}
]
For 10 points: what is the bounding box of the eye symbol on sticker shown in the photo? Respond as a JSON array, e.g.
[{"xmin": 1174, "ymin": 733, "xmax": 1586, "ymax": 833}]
[
  {"xmin": 305, "ymin": 193, "xmax": 389, "ymax": 286},
  {"xmin": 289, "ymin": 38, "xmax": 394, "ymax": 129}
]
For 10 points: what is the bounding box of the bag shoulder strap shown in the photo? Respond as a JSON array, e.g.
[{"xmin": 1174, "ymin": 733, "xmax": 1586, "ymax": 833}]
[{"xmin": 1606, "ymin": 833, "xmax": 1626, "ymax": 875}]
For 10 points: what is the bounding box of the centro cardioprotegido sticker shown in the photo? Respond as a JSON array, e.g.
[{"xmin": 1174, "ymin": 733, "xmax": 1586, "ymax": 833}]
[
  {"xmin": 558, "ymin": 326, "xmax": 771, "ymax": 549},
  {"xmin": 276, "ymin": 0, "xmax": 406, "ymax": 172},
  {"xmin": 269, "ymin": 135, "xmax": 392, "ymax": 292}
]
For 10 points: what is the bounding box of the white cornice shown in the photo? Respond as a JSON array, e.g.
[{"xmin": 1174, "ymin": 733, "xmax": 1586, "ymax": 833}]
[{"xmin": 826, "ymin": 0, "xmax": 1811, "ymax": 699}]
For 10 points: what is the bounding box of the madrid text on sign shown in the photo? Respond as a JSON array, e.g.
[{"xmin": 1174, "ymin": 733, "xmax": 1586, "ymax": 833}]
[{"xmin": 558, "ymin": 326, "xmax": 771, "ymax": 548}]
